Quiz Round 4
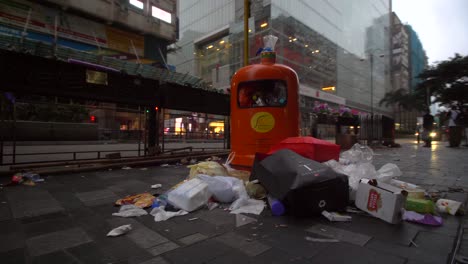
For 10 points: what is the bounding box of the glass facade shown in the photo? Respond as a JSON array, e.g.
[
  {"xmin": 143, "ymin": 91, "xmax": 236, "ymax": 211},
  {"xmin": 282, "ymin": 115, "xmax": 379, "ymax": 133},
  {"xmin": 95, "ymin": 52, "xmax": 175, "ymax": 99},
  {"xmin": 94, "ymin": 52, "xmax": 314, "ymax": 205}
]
[{"xmin": 169, "ymin": 0, "xmax": 392, "ymax": 115}]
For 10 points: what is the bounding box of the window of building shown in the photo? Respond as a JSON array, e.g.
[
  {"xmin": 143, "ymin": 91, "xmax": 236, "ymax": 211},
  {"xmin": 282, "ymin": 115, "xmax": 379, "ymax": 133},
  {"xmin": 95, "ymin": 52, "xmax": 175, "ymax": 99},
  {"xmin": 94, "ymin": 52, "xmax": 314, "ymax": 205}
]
[
  {"xmin": 238, "ymin": 80, "xmax": 287, "ymax": 108},
  {"xmin": 129, "ymin": 0, "xmax": 144, "ymax": 9},
  {"xmin": 152, "ymin": 6, "xmax": 172, "ymax": 24}
]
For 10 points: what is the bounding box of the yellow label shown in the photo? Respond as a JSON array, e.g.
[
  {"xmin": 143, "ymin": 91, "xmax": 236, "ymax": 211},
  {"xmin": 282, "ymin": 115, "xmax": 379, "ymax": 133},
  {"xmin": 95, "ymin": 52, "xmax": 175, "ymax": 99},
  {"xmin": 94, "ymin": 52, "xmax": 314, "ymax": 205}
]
[{"xmin": 250, "ymin": 112, "xmax": 275, "ymax": 133}]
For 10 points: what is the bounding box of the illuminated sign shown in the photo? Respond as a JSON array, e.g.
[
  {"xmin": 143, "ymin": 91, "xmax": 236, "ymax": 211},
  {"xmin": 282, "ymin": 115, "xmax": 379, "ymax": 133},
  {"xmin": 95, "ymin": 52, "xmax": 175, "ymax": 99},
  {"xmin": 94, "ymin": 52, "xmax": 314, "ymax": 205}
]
[{"xmin": 152, "ymin": 6, "xmax": 172, "ymax": 24}]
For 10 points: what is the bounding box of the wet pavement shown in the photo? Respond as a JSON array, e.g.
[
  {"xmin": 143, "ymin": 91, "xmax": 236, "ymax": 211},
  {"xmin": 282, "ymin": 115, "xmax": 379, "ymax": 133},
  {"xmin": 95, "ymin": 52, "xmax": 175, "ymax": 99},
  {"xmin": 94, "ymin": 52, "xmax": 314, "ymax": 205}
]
[{"xmin": 1, "ymin": 139, "xmax": 468, "ymax": 264}]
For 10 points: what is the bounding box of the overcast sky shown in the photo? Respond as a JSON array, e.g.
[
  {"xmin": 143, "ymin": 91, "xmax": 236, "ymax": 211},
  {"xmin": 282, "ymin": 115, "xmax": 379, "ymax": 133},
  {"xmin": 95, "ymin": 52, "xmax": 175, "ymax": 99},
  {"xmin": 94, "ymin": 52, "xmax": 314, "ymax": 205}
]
[{"xmin": 392, "ymin": 0, "xmax": 468, "ymax": 65}]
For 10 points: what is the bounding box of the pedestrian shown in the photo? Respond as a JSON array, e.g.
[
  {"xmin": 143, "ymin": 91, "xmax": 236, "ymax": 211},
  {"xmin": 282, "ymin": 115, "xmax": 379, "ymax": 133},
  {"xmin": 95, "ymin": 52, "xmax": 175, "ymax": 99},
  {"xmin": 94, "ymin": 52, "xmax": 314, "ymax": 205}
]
[
  {"xmin": 447, "ymin": 106, "xmax": 462, "ymax": 147},
  {"xmin": 422, "ymin": 110, "xmax": 434, "ymax": 147}
]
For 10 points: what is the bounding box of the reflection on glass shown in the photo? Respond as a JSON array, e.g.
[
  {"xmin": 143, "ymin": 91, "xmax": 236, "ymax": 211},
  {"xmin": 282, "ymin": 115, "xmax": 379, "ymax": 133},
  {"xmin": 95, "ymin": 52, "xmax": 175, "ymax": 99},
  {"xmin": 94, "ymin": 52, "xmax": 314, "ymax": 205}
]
[{"xmin": 238, "ymin": 80, "xmax": 287, "ymax": 108}]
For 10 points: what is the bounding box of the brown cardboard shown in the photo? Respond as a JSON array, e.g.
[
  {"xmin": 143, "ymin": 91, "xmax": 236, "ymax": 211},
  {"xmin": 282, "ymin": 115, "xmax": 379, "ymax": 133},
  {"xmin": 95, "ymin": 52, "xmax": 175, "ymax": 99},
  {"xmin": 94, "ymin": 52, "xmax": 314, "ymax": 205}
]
[{"xmin": 355, "ymin": 179, "xmax": 407, "ymax": 224}]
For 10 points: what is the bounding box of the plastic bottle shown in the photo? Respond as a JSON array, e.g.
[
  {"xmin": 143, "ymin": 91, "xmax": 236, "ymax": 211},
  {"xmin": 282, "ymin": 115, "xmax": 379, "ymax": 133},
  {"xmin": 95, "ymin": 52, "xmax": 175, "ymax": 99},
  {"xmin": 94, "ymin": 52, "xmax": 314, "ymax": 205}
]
[{"xmin": 268, "ymin": 195, "xmax": 285, "ymax": 216}]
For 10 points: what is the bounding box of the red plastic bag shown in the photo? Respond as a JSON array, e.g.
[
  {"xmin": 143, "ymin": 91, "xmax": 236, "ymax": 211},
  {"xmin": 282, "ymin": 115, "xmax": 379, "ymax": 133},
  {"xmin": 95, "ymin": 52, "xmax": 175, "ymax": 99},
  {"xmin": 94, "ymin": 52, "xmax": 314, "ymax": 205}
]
[{"xmin": 268, "ymin": 137, "xmax": 340, "ymax": 162}]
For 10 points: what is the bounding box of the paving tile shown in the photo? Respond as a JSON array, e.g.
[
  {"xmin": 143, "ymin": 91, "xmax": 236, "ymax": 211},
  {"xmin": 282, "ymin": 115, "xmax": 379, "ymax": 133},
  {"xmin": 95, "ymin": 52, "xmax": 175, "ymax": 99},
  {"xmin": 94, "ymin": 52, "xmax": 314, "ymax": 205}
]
[
  {"xmin": 65, "ymin": 242, "xmax": 107, "ymax": 264},
  {"xmin": 179, "ymin": 233, "xmax": 208, "ymax": 245},
  {"xmin": 75, "ymin": 189, "xmax": 118, "ymax": 207},
  {"xmin": 2, "ymin": 248, "xmax": 28, "ymax": 264},
  {"xmin": 138, "ymin": 256, "xmax": 171, "ymax": 264},
  {"xmin": 26, "ymin": 227, "xmax": 92, "ymax": 257},
  {"xmin": 92, "ymin": 235, "xmax": 152, "ymax": 264},
  {"xmin": 31, "ymin": 250, "xmax": 79, "ymax": 264},
  {"xmin": 5, "ymin": 188, "xmax": 64, "ymax": 219},
  {"xmin": 24, "ymin": 216, "xmax": 72, "ymax": 238},
  {"xmin": 206, "ymin": 251, "xmax": 251, "ymax": 264},
  {"xmin": 162, "ymin": 239, "xmax": 232, "ymax": 264},
  {"xmin": 147, "ymin": 241, "xmax": 179, "ymax": 256},
  {"xmin": 306, "ymin": 224, "xmax": 372, "ymax": 246},
  {"xmin": 366, "ymin": 238, "xmax": 449, "ymax": 264},
  {"xmin": 0, "ymin": 232, "xmax": 25, "ymax": 253},
  {"xmin": 252, "ymin": 248, "xmax": 312, "ymax": 264},
  {"xmin": 311, "ymin": 242, "xmax": 406, "ymax": 264},
  {"xmin": 108, "ymin": 218, "xmax": 169, "ymax": 249},
  {"xmin": 0, "ymin": 202, "xmax": 12, "ymax": 221},
  {"xmin": 48, "ymin": 191, "xmax": 85, "ymax": 210},
  {"xmin": 107, "ymin": 179, "xmax": 151, "ymax": 196},
  {"xmin": 413, "ymin": 231, "xmax": 456, "ymax": 254},
  {"xmin": 214, "ymin": 232, "xmax": 271, "ymax": 256}
]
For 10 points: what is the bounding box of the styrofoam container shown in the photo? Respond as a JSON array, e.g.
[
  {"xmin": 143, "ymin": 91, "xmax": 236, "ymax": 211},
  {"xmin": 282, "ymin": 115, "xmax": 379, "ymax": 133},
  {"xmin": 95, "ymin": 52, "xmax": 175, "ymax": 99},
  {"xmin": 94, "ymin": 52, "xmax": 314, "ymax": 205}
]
[{"xmin": 167, "ymin": 178, "xmax": 212, "ymax": 212}]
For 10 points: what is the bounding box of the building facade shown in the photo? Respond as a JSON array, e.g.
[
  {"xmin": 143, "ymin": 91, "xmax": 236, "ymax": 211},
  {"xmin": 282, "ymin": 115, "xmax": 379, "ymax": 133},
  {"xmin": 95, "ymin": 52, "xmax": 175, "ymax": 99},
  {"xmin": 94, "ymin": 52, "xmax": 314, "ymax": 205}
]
[
  {"xmin": 406, "ymin": 25, "xmax": 428, "ymax": 92},
  {"xmin": 169, "ymin": 0, "xmax": 393, "ymax": 119}
]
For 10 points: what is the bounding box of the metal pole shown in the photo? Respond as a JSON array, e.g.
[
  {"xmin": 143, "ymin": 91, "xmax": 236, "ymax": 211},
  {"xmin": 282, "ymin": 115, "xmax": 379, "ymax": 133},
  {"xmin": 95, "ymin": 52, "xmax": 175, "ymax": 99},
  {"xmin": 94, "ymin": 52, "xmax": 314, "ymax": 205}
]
[
  {"xmin": 243, "ymin": 0, "xmax": 249, "ymax": 66},
  {"xmin": 138, "ymin": 106, "xmax": 141, "ymax": 157},
  {"xmin": 161, "ymin": 108, "xmax": 165, "ymax": 153},
  {"xmin": 369, "ymin": 54, "xmax": 374, "ymax": 145},
  {"xmin": 12, "ymin": 102, "xmax": 16, "ymax": 165}
]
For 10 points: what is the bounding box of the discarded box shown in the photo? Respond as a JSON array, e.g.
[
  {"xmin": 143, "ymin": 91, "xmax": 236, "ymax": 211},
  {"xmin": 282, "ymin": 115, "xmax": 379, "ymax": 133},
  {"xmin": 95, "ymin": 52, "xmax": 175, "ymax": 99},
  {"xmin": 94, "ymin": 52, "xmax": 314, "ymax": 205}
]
[
  {"xmin": 355, "ymin": 179, "xmax": 407, "ymax": 224},
  {"xmin": 167, "ymin": 178, "xmax": 212, "ymax": 212},
  {"xmin": 389, "ymin": 179, "xmax": 425, "ymax": 199}
]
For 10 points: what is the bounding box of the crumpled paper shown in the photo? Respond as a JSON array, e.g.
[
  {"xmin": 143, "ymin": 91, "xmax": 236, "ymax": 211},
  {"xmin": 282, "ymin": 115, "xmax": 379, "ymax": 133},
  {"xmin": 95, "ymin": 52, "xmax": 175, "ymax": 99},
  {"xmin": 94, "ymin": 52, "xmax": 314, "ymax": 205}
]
[
  {"xmin": 115, "ymin": 193, "xmax": 156, "ymax": 208},
  {"xmin": 112, "ymin": 205, "xmax": 148, "ymax": 218},
  {"xmin": 150, "ymin": 207, "xmax": 188, "ymax": 222},
  {"xmin": 229, "ymin": 198, "xmax": 265, "ymax": 215},
  {"xmin": 107, "ymin": 224, "xmax": 132, "ymax": 237}
]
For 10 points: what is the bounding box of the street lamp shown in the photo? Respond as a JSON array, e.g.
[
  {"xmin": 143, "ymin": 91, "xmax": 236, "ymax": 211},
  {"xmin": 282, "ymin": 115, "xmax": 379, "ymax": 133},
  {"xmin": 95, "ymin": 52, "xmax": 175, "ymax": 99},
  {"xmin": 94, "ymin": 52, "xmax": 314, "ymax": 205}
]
[{"xmin": 362, "ymin": 50, "xmax": 385, "ymax": 145}]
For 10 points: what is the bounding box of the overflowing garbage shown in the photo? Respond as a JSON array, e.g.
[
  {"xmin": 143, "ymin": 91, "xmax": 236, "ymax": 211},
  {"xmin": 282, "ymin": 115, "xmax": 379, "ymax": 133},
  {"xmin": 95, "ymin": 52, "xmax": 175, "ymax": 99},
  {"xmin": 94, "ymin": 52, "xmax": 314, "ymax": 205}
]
[
  {"xmin": 2, "ymin": 172, "xmax": 45, "ymax": 187},
  {"xmin": 105, "ymin": 138, "xmax": 462, "ymax": 232}
]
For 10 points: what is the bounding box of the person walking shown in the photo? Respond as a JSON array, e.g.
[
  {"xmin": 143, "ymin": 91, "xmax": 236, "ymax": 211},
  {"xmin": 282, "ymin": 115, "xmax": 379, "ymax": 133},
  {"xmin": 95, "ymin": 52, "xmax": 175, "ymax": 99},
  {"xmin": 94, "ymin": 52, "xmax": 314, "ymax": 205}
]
[
  {"xmin": 447, "ymin": 106, "xmax": 462, "ymax": 147},
  {"xmin": 422, "ymin": 110, "xmax": 434, "ymax": 147}
]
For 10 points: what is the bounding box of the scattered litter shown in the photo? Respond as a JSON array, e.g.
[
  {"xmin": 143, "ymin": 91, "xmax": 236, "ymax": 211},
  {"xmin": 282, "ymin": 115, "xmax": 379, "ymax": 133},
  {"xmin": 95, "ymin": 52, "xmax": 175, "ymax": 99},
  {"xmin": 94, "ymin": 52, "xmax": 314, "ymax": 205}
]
[
  {"xmin": 235, "ymin": 214, "xmax": 257, "ymax": 227},
  {"xmin": 81, "ymin": 176, "xmax": 85, "ymax": 178},
  {"xmin": 180, "ymin": 158, "xmax": 189, "ymax": 165},
  {"xmin": 252, "ymin": 234, "xmax": 258, "ymax": 237},
  {"xmin": 164, "ymin": 229, "xmax": 170, "ymax": 232},
  {"xmin": 108, "ymin": 168, "xmax": 113, "ymax": 171},
  {"xmin": 305, "ymin": 236, "xmax": 339, "ymax": 243},
  {"xmin": 402, "ymin": 210, "xmax": 442, "ymax": 226},
  {"xmin": 410, "ymin": 240, "xmax": 419, "ymax": 248},
  {"xmin": 190, "ymin": 159, "xmax": 197, "ymax": 164},
  {"xmin": 251, "ymin": 227, "xmax": 258, "ymax": 230},
  {"xmin": 1, "ymin": 201, "xmax": 7, "ymax": 204},
  {"xmin": 246, "ymin": 238, "xmax": 253, "ymax": 242},
  {"xmin": 258, "ymin": 223, "xmax": 263, "ymax": 226},
  {"xmin": 112, "ymin": 205, "xmax": 148, "ymax": 218},
  {"xmin": 275, "ymin": 224, "xmax": 288, "ymax": 228},
  {"xmin": 322, "ymin": 211, "xmax": 352, "ymax": 222},
  {"xmin": 448, "ymin": 187, "xmax": 465, "ymax": 193},
  {"xmin": 230, "ymin": 198, "xmax": 265, "ymax": 215},
  {"xmin": 115, "ymin": 193, "xmax": 156, "ymax": 208},
  {"xmin": 188, "ymin": 217, "xmax": 198, "ymax": 221},
  {"xmin": 207, "ymin": 201, "xmax": 219, "ymax": 211},
  {"xmin": 410, "ymin": 155, "xmax": 417, "ymax": 158},
  {"xmin": 267, "ymin": 196, "xmax": 285, "ymax": 216},
  {"xmin": 151, "ymin": 184, "xmax": 162, "ymax": 189},
  {"xmin": 246, "ymin": 182, "xmax": 267, "ymax": 200},
  {"xmin": 197, "ymin": 175, "xmax": 243, "ymax": 203},
  {"xmin": 160, "ymin": 164, "xmax": 170, "ymax": 167},
  {"xmin": 390, "ymin": 179, "xmax": 425, "ymax": 199},
  {"xmin": 140, "ymin": 168, "xmax": 148, "ymax": 171},
  {"xmin": 436, "ymin": 199, "xmax": 462, "ymax": 215},
  {"xmin": 345, "ymin": 207, "xmax": 364, "ymax": 214},
  {"xmin": 122, "ymin": 166, "xmax": 132, "ymax": 170},
  {"xmin": 65, "ymin": 165, "xmax": 70, "ymax": 168},
  {"xmin": 150, "ymin": 207, "xmax": 188, "ymax": 222},
  {"xmin": 107, "ymin": 224, "xmax": 132, "ymax": 237}
]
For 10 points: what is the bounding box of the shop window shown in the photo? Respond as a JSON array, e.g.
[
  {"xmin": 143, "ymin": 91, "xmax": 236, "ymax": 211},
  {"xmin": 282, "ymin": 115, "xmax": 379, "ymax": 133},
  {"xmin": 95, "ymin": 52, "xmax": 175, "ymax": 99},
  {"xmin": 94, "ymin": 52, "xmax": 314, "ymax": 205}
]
[
  {"xmin": 238, "ymin": 80, "xmax": 287, "ymax": 108},
  {"xmin": 129, "ymin": 0, "xmax": 144, "ymax": 9},
  {"xmin": 152, "ymin": 6, "xmax": 172, "ymax": 24}
]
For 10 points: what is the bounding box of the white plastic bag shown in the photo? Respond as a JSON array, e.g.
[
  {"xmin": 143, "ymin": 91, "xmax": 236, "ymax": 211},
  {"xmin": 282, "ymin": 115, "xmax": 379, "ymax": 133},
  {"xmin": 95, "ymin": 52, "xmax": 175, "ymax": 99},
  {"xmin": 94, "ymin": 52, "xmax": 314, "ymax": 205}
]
[
  {"xmin": 112, "ymin": 205, "xmax": 148, "ymax": 218},
  {"xmin": 167, "ymin": 178, "xmax": 212, "ymax": 212},
  {"xmin": 107, "ymin": 224, "xmax": 132, "ymax": 237},
  {"xmin": 150, "ymin": 207, "xmax": 188, "ymax": 222},
  {"xmin": 376, "ymin": 163, "xmax": 402, "ymax": 183},
  {"xmin": 197, "ymin": 174, "xmax": 244, "ymax": 203},
  {"xmin": 340, "ymin": 143, "xmax": 374, "ymax": 164}
]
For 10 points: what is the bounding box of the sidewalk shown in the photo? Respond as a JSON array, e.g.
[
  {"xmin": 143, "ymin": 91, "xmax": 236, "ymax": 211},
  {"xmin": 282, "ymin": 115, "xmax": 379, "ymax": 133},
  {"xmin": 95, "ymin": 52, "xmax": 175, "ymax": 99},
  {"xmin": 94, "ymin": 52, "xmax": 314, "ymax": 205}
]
[{"xmin": 0, "ymin": 139, "xmax": 467, "ymax": 264}]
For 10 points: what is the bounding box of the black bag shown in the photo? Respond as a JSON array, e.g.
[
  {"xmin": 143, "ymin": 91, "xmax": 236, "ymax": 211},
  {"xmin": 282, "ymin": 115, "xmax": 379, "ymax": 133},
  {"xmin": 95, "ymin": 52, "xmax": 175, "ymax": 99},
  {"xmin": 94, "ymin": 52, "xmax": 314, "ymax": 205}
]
[{"xmin": 251, "ymin": 149, "xmax": 349, "ymax": 216}]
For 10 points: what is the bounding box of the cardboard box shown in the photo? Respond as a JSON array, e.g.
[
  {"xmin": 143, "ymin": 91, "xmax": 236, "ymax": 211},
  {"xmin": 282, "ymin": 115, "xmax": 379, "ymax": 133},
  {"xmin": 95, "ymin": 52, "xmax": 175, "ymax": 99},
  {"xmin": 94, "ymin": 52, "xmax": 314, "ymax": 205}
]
[{"xmin": 355, "ymin": 179, "xmax": 408, "ymax": 224}]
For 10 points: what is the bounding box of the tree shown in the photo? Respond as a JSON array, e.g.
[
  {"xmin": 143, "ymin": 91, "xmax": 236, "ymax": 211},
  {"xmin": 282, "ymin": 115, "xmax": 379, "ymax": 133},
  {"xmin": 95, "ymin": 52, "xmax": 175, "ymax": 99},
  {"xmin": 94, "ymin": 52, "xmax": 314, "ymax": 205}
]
[{"xmin": 417, "ymin": 54, "xmax": 468, "ymax": 108}]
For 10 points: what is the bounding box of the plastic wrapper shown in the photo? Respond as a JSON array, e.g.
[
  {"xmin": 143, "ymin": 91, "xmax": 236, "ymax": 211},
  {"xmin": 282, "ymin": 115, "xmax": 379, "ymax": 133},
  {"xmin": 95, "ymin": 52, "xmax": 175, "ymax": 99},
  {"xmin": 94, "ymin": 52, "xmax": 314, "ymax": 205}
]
[
  {"xmin": 115, "ymin": 193, "xmax": 156, "ymax": 208},
  {"xmin": 376, "ymin": 163, "xmax": 402, "ymax": 183},
  {"xmin": 402, "ymin": 210, "xmax": 442, "ymax": 226},
  {"xmin": 436, "ymin": 199, "xmax": 462, "ymax": 215},
  {"xmin": 222, "ymin": 152, "xmax": 251, "ymax": 182},
  {"xmin": 107, "ymin": 224, "xmax": 132, "ymax": 237},
  {"xmin": 112, "ymin": 205, "xmax": 148, "ymax": 218},
  {"xmin": 229, "ymin": 197, "xmax": 265, "ymax": 215}
]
